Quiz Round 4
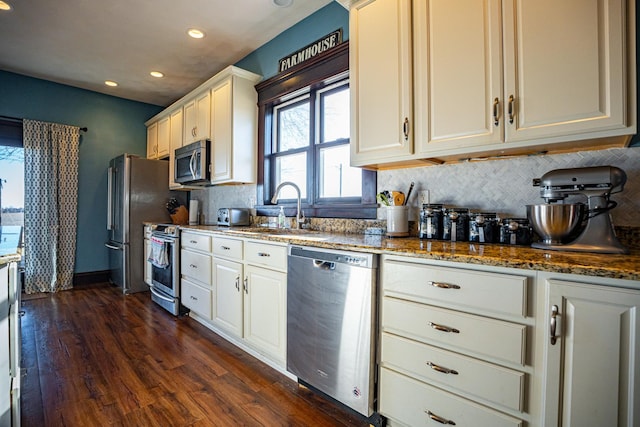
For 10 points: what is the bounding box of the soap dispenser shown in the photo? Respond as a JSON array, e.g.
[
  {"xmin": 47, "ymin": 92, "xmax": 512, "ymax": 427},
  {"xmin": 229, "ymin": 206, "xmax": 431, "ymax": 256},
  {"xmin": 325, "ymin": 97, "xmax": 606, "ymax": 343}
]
[{"xmin": 277, "ymin": 206, "xmax": 286, "ymax": 229}]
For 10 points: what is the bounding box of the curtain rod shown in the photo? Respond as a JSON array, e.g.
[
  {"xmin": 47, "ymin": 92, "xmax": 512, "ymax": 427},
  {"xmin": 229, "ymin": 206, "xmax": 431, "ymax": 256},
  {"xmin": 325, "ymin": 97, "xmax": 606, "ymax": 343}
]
[{"xmin": 0, "ymin": 115, "xmax": 88, "ymax": 132}]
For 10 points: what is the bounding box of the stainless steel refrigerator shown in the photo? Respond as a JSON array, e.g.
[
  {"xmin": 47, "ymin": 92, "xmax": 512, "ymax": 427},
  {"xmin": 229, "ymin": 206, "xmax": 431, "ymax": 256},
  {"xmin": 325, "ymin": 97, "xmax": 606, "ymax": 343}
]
[{"xmin": 105, "ymin": 154, "xmax": 174, "ymax": 294}]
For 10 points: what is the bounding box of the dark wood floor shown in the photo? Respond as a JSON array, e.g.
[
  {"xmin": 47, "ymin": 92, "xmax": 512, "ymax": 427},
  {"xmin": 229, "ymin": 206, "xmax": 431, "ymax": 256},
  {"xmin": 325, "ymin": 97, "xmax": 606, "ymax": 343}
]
[{"xmin": 20, "ymin": 283, "xmax": 369, "ymax": 426}]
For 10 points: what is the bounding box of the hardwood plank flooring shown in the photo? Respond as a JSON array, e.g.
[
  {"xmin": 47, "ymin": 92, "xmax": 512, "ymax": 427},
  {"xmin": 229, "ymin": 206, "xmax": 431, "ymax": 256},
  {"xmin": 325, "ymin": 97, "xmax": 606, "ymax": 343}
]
[{"xmin": 20, "ymin": 283, "xmax": 369, "ymax": 426}]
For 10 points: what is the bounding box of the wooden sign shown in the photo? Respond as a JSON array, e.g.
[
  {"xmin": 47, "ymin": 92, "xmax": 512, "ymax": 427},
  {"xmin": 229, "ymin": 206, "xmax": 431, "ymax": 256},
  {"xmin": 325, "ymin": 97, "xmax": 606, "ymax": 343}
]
[{"xmin": 278, "ymin": 29, "xmax": 343, "ymax": 73}]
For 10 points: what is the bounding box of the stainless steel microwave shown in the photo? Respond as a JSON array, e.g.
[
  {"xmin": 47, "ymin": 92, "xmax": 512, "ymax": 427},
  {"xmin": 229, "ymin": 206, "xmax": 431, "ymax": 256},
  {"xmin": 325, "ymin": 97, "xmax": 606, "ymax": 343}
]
[{"xmin": 174, "ymin": 139, "xmax": 211, "ymax": 185}]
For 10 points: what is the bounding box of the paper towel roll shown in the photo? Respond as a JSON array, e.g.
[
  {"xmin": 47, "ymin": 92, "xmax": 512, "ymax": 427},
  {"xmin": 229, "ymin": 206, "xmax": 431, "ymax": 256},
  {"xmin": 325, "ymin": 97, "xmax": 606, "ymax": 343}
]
[{"xmin": 189, "ymin": 200, "xmax": 199, "ymax": 225}]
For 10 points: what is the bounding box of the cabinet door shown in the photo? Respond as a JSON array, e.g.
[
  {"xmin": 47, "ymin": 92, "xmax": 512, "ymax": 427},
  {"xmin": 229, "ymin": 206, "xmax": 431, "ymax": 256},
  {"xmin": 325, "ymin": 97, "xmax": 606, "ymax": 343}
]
[
  {"xmin": 543, "ymin": 279, "xmax": 640, "ymax": 427},
  {"xmin": 415, "ymin": 0, "xmax": 503, "ymax": 154},
  {"xmin": 211, "ymin": 77, "xmax": 233, "ymax": 183},
  {"xmin": 156, "ymin": 116, "xmax": 170, "ymax": 158},
  {"xmin": 168, "ymin": 108, "xmax": 183, "ymax": 188},
  {"xmin": 183, "ymin": 100, "xmax": 196, "ymax": 144},
  {"xmin": 350, "ymin": 0, "xmax": 413, "ymax": 166},
  {"xmin": 244, "ymin": 265, "xmax": 286, "ymax": 364},
  {"xmin": 146, "ymin": 122, "xmax": 158, "ymax": 159},
  {"xmin": 195, "ymin": 91, "xmax": 211, "ymax": 142},
  {"xmin": 212, "ymin": 258, "xmax": 243, "ymax": 336},
  {"xmin": 503, "ymin": 0, "xmax": 630, "ymax": 143}
]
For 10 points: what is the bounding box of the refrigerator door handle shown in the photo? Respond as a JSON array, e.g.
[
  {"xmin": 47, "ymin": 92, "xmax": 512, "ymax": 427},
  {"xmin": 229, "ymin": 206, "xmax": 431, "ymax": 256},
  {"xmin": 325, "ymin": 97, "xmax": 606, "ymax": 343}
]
[
  {"xmin": 105, "ymin": 243, "xmax": 121, "ymax": 250},
  {"xmin": 107, "ymin": 166, "xmax": 114, "ymax": 230}
]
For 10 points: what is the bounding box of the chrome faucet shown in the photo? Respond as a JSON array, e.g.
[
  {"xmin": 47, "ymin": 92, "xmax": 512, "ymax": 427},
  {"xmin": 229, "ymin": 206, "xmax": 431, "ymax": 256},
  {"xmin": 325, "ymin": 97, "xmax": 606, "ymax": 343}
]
[{"xmin": 271, "ymin": 181, "xmax": 305, "ymax": 229}]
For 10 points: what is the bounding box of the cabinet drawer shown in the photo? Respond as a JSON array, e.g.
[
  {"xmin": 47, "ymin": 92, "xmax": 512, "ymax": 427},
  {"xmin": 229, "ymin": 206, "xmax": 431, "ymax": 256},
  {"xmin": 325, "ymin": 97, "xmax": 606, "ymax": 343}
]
[
  {"xmin": 380, "ymin": 368, "xmax": 523, "ymax": 427},
  {"xmin": 383, "ymin": 259, "xmax": 527, "ymax": 318},
  {"xmin": 382, "ymin": 297, "xmax": 526, "ymax": 365},
  {"xmin": 244, "ymin": 241, "xmax": 287, "ymax": 270},
  {"xmin": 181, "ymin": 279, "xmax": 211, "ymax": 318},
  {"xmin": 181, "ymin": 231, "xmax": 212, "ymax": 253},
  {"xmin": 181, "ymin": 249, "xmax": 212, "ymax": 285},
  {"xmin": 381, "ymin": 333, "xmax": 525, "ymax": 411},
  {"xmin": 212, "ymin": 236, "xmax": 243, "ymax": 260}
]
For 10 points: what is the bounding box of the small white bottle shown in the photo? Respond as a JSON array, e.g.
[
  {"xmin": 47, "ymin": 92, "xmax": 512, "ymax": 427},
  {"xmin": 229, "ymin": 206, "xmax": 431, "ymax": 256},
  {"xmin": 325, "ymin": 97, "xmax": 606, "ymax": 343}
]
[{"xmin": 277, "ymin": 206, "xmax": 286, "ymax": 229}]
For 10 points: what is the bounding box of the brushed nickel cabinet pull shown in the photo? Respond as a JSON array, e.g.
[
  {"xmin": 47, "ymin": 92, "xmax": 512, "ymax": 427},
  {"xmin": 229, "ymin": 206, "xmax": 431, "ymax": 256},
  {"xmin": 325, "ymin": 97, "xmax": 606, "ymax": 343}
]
[
  {"xmin": 403, "ymin": 117, "xmax": 410, "ymax": 141},
  {"xmin": 190, "ymin": 240, "xmax": 198, "ymax": 244},
  {"xmin": 190, "ymin": 264, "xmax": 197, "ymax": 269},
  {"xmin": 244, "ymin": 277, "xmax": 248, "ymax": 294},
  {"xmin": 426, "ymin": 361, "xmax": 458, "ymax": 375},
  {"xmin": 221, "ymin": 245, "xmax": 231, "ymax": 250},
  {"xmin": 190, "ymin": 295, "xmax": 198, "ymax": 301},
  {"xmin": 508, "ymin": 94, "xmax": 515, "ymax": 124},
  {"xmin": 550, "ymin": 304, "xmax": 559, "ymax": 345},
  {"xmin": 425, "ymin": 410, "xmax": 456, "ymax": 425},
  {"xmin": 428, "ymin": 281, "xmax": 460, "ymax": 290},
  {"xmin": 258, "ymin": 252, "xmax": 271, "ymax": 257},
  {"xmin": 493, "ymin": 97, "xmax": 500, "ymax": 126},
  {"xmin": 235, "ymin": 276, "xmax": 240, "ymax": 291},
  {"xmin": 428, "ymin": 321, "xmax": 460, "ymax": 334}
]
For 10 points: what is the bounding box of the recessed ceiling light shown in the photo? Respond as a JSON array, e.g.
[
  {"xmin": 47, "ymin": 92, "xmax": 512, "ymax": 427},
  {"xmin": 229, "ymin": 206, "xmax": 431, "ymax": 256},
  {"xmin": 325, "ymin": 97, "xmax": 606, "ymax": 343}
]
[
  {"xmin": 0, "ymin": 1, "xmax": 12, "ymax": 11},
  {"xmin": 273, "ymin": 0, "xmax": 293, "ymax": 6},
  {"xmin": 150, "ymin": 71, "xmax": 164, "ymax": 78},
  {"xmin": 105, "ymin": 80, "xmax": 118, "ymax": 87},
  {"xmin": 187, "ymin": 29, "xmax": 205, "ymax": 39}
]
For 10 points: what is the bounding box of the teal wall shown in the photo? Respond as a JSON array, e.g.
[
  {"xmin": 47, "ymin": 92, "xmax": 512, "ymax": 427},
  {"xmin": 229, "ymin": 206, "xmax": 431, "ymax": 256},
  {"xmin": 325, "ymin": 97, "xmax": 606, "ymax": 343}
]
[
  {"xmin": 0, "ymin": 70, "xmax": 163, "ymax": 273},
  {"xmin": 235, "ymin": 2, "xmax": 349, "ymax": 80}
]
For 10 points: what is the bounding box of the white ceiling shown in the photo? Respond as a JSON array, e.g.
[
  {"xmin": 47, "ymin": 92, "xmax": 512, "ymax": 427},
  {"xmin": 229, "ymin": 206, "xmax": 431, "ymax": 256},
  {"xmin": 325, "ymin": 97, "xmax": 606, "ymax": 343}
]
[{"xmin": 0, "ymin": 0, "xmax": 333, "ymax": 106}]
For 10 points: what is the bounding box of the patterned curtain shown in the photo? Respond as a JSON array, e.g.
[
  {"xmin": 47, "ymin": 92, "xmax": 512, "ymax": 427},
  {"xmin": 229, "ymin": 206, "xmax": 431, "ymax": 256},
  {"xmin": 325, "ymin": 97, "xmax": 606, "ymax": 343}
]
[{"xmin": 23, "ymin": 119, "xmax": 80, "ymax": 294}]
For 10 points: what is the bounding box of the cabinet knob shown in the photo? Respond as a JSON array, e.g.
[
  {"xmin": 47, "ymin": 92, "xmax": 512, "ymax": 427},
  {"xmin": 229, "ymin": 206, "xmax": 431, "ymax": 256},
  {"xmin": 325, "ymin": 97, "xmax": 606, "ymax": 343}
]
[
  {"xmin": 550, "ymin": 304, "xmax": 559, "ymax": 345},
  {"xmin": 428, "ymin": 281, "xmax": 460, "ymax": 290},
  {"xmin": 403, "ymin": 117, "xmax": 410, "ymax": 141},
  {"xmin": 426, "ymin": 361, "xmax": 458, "ymax": 375},
  {"xmin": 425, "ymin": 410, "xmax": 456, "ymax": 425},
  {"xmin": 508, "ymin": 94, "xmax": 515, "ymax": 124},
  {"xmin": 428, "ymin": 321, "xmax": 459, "ymax": 334}
]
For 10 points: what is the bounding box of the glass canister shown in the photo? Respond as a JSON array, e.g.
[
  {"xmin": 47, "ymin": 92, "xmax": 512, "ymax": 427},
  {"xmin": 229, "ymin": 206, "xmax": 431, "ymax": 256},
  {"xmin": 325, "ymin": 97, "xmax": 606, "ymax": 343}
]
[
  {"xmin": 469, "ymin": 212, "xmax": 500, "ymax": 243},
  {"xmin": 500, "ymin": 218, "xmax": 534, "ymax": 245},
  {"xmin": 419, "ymin": 204, "xmax": 444, "ymax": 239},
  {"xmin": 442, "ymin": 208, "xmax": 469, "ymax": 242}
]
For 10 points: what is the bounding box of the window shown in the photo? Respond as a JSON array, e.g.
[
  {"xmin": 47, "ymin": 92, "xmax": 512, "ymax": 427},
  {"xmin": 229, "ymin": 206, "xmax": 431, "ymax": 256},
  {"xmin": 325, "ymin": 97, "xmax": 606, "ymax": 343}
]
[
  {"xmin": 0, "ymin": 119, "xmax": 24, "ymax": 228},
  {"xmin": 255, "ymin": 43, "xmax": 377, "ymax": 219}
]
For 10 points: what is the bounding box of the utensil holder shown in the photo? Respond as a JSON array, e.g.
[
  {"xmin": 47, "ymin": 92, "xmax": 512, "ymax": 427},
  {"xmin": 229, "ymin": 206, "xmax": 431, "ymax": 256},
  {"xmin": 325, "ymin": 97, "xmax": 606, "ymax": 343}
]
[
  {"xmin": 170, "ymin": 205, "xmax": 189, "ymax": 225},
  {"xmin": 386, "ymin": 206, "xmax": 409, "ymax": 237}
]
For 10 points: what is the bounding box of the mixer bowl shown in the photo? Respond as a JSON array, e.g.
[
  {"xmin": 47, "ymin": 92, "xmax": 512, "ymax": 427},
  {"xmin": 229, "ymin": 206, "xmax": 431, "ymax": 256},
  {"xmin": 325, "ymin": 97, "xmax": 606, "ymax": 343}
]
[{"xmin": 526, "ymin": 203, "xmax": 585, "ymax": 244}]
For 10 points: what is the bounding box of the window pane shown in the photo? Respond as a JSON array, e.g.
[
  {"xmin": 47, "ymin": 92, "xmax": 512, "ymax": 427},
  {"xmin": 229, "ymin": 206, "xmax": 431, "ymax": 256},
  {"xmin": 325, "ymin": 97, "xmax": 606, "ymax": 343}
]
[
  {"xmin": 277, "ymin": 101, "xmax": 309, "ymax": 151},
  {"xmin": 319, "ymin": 145, "xmax": 361, "ymax": 198},
  {"xmin": 275, "ymin": 153, "xmax": 307, "ymax": 199},
  {"xmin": 0, "ymin": 146, "xmax": 24, "ymax": 227},
  {"xmin": 322, "ymin": 87, "xmax": 350, "ymax": 143}
]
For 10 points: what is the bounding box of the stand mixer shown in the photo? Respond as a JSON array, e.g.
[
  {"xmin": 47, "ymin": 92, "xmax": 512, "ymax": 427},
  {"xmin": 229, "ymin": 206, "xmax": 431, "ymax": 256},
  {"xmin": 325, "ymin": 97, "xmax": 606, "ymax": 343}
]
[{"xmin": 527, "ymin": 165, "xmax": 628, "ymax": 254}]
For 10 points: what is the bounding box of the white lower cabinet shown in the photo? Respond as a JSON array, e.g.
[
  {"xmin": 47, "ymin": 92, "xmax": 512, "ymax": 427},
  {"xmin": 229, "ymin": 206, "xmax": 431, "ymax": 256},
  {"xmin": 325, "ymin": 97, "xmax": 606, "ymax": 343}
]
[
  {"xmin": 1, "ymin": 261, "xmax": 20, "ymax": 427},
  {"xmin": 180, "ymin": 231, "xmax": 288, "ymax": 369},
  {"xmin": 538, "ymin": 275, "xmax": 640, "ymax": 427},
  {"xmin": 212, "ymin": 257, "xmax": 243, "ymax": 336},
  {"xmin": 243, "ymin": 263, "xmax": 286, "ymax": 364},
  {"xmin": 180, "ymin": 231, "xmax": 213, "ymax": 317},
  {"xmin": 379, "ymin": 255, "xmax": 534, "ymax": 426}
]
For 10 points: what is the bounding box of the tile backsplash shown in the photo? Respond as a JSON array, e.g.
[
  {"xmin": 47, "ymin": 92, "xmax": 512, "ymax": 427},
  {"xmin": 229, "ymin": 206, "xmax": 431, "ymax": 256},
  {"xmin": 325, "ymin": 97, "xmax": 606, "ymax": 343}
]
[{"xmin": 192, "ymin": 146, "xmax": 640, "ymax": 228}]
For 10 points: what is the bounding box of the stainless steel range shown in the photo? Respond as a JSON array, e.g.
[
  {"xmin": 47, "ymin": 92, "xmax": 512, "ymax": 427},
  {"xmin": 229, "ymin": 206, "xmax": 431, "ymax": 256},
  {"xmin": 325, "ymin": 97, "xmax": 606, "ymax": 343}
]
[{"xmin": 148, "ymin": 224, "xmax": 188, "ymax": 315}]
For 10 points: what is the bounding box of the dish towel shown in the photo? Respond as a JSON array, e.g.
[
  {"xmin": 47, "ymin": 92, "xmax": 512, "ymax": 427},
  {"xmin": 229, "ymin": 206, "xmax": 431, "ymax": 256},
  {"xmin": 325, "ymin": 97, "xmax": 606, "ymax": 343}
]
[{"xmin": 148, "ymin": 236, "xmax": 170, "ymax": 268}]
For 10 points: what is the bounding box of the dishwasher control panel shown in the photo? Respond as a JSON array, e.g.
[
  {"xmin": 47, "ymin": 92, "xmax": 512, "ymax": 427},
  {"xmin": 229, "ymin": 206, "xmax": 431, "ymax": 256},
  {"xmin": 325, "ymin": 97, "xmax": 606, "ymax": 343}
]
[{"xmin": 289, "ymin": 245, "xmax": 377, "ymax": 269}]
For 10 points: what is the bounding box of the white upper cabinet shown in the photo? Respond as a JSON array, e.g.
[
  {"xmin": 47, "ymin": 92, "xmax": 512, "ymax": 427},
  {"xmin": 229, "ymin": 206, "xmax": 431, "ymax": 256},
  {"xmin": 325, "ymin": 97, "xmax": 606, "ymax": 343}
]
[
  {"xmin": 502, "ymin": 0, "xmax": 633, "ymax": 145},
  {"xmin": 414, "ymin": 0, "xmax": 504, "ymax": 153},
  {"xmin": 183, "ymin": 90, "xmax": 211, "ymax": 145},
  {"xmin": 210, "ymin": 69, "xmax": 261, "ymax": 185},
  {"xmin": 348, "ymin": 0, "xmax": 636, "ymax": 167},
  {"xmin": 349, "ymin": 0, "xmax": 414, "ymax": 167}
]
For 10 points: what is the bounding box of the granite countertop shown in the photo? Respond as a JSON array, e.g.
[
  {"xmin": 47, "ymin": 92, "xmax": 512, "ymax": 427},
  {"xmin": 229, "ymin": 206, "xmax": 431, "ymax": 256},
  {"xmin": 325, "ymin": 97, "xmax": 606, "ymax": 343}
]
[{"xmin": 181, "ymin": 225, "xmax": 640, "ymax": 282}]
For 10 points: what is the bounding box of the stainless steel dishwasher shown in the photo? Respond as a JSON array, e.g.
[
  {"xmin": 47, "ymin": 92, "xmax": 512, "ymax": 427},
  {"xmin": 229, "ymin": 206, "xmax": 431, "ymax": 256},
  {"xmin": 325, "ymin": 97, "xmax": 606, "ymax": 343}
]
[{"xmin": 287, "ymin": 245, "xmax": 378, "ymax": 418}]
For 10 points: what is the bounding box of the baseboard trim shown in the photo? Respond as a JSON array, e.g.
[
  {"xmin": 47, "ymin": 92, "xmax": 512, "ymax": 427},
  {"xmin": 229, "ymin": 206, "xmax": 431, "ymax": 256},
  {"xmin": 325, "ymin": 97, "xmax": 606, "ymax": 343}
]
[{"xmin": 73, "ymin": 270, "xmax": 110, "ymax": 287}]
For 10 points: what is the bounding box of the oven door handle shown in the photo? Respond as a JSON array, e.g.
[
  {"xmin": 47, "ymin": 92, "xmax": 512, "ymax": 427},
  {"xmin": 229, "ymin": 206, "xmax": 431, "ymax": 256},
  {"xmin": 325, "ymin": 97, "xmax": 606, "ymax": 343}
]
[{"xmin": 150, "ymin": 286, "xmax": 175, "ymax": 303}]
